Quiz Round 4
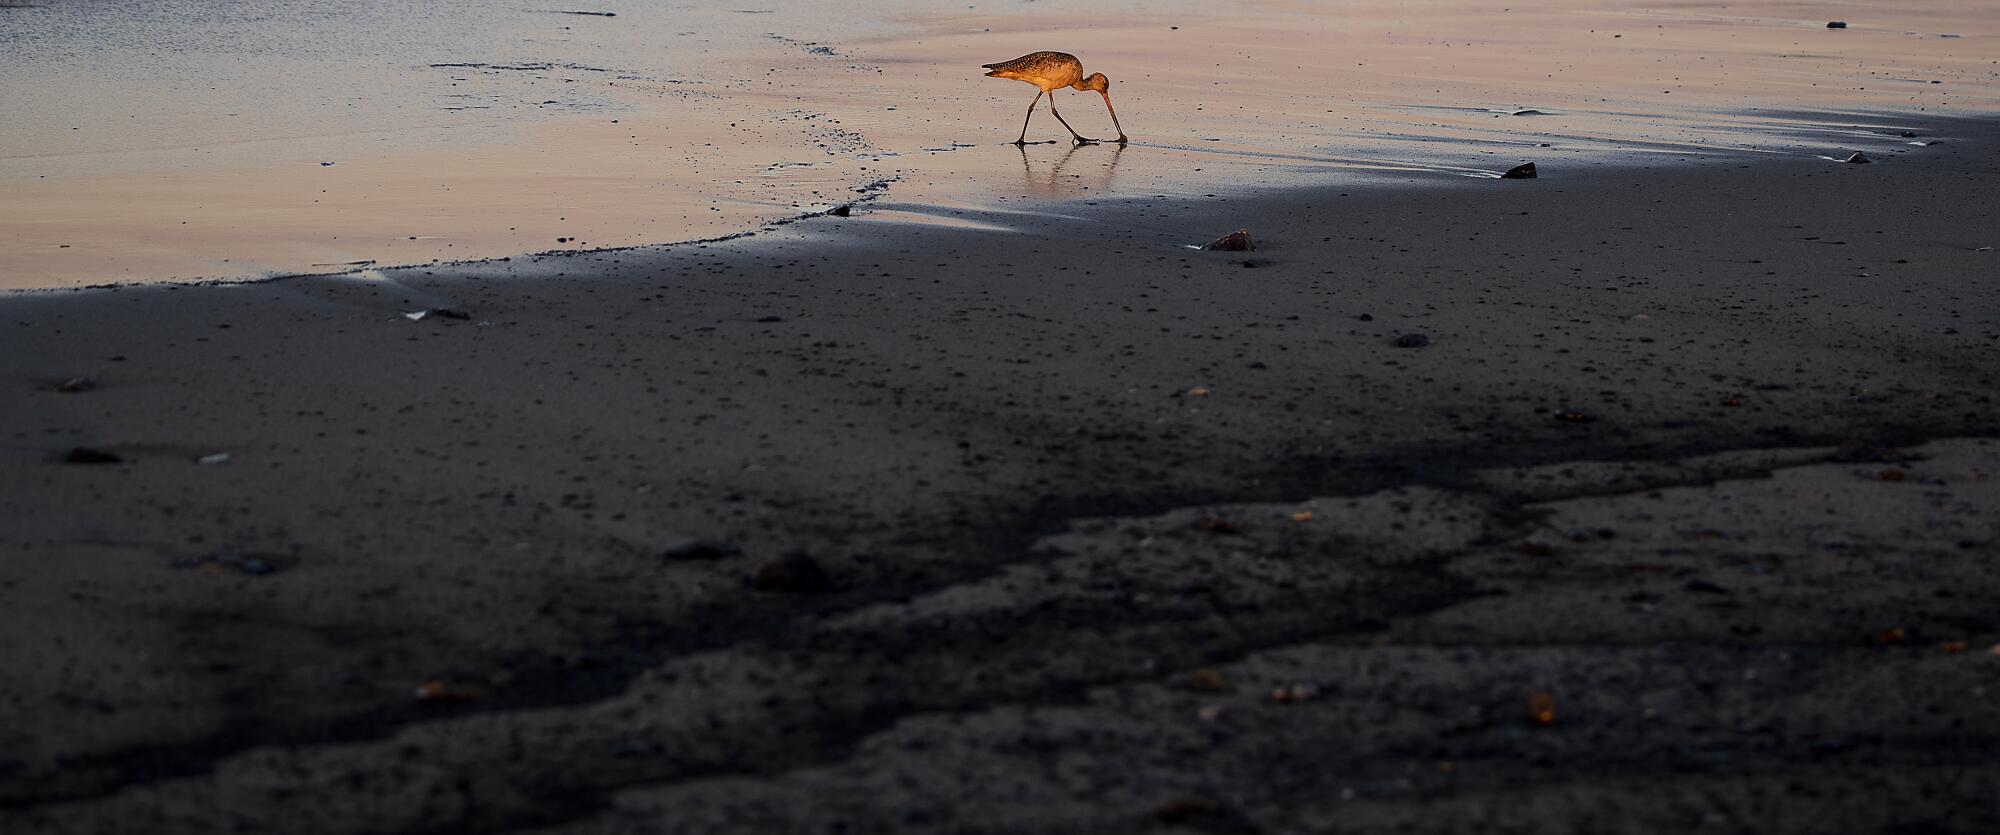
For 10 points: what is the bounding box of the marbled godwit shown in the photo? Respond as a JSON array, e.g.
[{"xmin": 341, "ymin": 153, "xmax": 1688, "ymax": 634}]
[{"xmin": 981, "ymin": 51, "xmax": 1128, "ymax": 146}]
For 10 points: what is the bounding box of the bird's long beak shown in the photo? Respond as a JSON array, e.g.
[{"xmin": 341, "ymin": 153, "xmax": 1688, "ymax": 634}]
[{"xmin": 1098, "ymin": 91, "xmax": 1129, "ymax": 143}]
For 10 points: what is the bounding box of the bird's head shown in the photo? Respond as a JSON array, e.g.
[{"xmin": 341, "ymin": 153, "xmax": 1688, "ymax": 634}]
[{"xmin": 1075, "ymin": 72, "xmax": 1111, "ymax": 93}]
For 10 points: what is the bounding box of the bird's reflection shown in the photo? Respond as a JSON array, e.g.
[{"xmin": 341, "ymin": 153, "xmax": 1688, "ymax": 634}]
[{"xmin": 1014, "ymin": 141, "xmax": 1125, "ymax": 200}]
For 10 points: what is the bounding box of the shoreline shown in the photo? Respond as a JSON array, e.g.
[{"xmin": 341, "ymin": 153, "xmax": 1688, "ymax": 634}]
[
  {"xmin": 3, "ymin": 118, "xmax": 1998, "ymax": 832},
  {"xmin": 3, "ymin": 104, "xmax": 1976, "ymax": 297},
  {"xmin": 8, "ymin": 0, "xmax": 1998, "ymax": 290}
]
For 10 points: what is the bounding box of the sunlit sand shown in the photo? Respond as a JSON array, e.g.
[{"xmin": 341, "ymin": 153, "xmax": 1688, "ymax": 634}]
[{"xmin": 2, "ymin": 0, "xmax": 1995, "ymax": 288}]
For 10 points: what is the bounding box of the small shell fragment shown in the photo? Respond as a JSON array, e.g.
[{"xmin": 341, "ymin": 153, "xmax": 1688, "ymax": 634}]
[{"xmin": 1528, "ymin": 692, "xmax": 1556, "ymax": 725}]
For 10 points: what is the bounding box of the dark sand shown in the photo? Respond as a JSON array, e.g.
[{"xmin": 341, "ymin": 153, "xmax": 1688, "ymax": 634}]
[{"xmin": 3, "ymin": 123, "xmax": 1998, "ymax": 833}]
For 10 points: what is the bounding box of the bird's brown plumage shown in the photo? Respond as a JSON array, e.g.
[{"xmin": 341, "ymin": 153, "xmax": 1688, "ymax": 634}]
[
  {"xmin": 980, "ymin": 51, "xmax": 1127, "ymax": 144},
  {"xmin": 982, "ymin": 51, "xmax": 1085, "ymax": 89}
]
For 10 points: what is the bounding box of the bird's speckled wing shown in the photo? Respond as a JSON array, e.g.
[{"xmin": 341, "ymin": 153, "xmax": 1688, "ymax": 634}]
[{"xmin": 981, "ymin": 51, "xmax": 1078, "ymax": 74}]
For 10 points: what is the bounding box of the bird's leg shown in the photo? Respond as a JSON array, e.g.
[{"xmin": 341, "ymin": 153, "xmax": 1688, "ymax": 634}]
[
  {"xmin": 1046, "ymin": 95, "xmax": 1094, "ymax": 144},
  {"xmin": 1013, "ymin": 90, "xmax": 1043, "ymax": 146},
  {"xmin": 1097, "ymin": 91, "xmax": 1129, "ymax": 144}
]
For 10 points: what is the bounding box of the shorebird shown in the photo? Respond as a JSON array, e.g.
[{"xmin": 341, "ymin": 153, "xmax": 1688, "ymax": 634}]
[{"xmin": 981, "ymin": 51, "xmax": 1128, "ymax": 146}]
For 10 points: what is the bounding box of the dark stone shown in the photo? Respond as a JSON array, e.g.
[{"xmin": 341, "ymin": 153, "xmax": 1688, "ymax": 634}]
[
  {"xmin": 1552, "ymin": 409, "xmax": 1597, "ymax": 424},
  {"xmin": 1502, "ymin": 162, "xmax": 1537, "ymax": 179},
  {"xmin": 1826, "ymin": 21, "xmax": 1847, "ymax": 29},
  {"xmin": 1192, "ymin": 516, "xmax": 1239, "ymax": 534},
  {"xmin": 756, "ymin": 315, "xmax": 786, "ymax": 323},
  {"xmin": 1842, "ymin": 152, "xmax": 1871, "ymax": 164},
  {"xmin": 64, "ymin": 447, "xmax": 121, "ymax": 464},
  {"xmin": 1834, "ymin": 441, "xmax": 1899, "ymax": 463},
  {"xmin": 664, "ymin": 539, "xmax": 741, "ymax": 560},
  {"xmin": 1204, "ymin": 229, "xmax": 1254, "ymax": 251},
  {"xmin": 172, "ymin": 551, "xmax": 281, "ymax": 576},
  {"xmin": 1392, "ymin": 333, "xmax": 1430, "ymax": 348},
  {"xmin": 1684, "ymin": 579, "xmax": 1729, "ymax": 594},
  {"xmin": 410, "ymin": 307, "xmax": 471, "ymax": 321},
  {"xmin": 1156, "ymin": 797, "xmax": 1248, "ymax": 829},
  {"xmin": 1240, "ymin": 257, "xmax": 1274, "ymax": 268},
  {"xmin": 235, "ymin": 558, "xmax": 278, "ymax": 576},
  {"xmin": 829, "ymin": 205, "xmax": 852, "ymax": 217},
  {"xmin": 55, "ymin": 377, "xmax": 96, "ymax": 393},
  {"xmin": 752, "ymin": 553, "xmax": 832, "ymax": 593}
]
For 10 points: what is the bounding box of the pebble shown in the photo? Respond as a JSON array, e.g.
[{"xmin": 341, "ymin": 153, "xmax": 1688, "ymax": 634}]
[
  {"xmin": 1186, "ymin": 669, "xmax": 1230, "ymax": 692},
  {"xmin": 64, "ymin": 447, "xmax": 122, "ymax": 464},
  {"xmin": 1192, "ymin": 516, "xmax": 1239, "ymax": 534},
  {"xmin": 1204, "ymin": 229, "xmax": 1254, "ymax": 251},
  {"xmin": 1271, "ymin": 683, "xmax": 1317, "ymax": 703},
  {"xmin": 1502, "ymin": 162, "xmax": 1537, "ymax": 179},
  {"xmin": 172, "ymin": 551, "xmax": 279, "ymax": 576},
  {"xmin": 1527, "ymin": 692, "xmax": 1557, "ymax": 725},
  {"xmin": 1392, "ymin": 333, "xmax": 1430, "ymax": 348},
  {"xmin": 1843, "ymin": 152, "xmax": 1871, "ymax": 164},
  {"xmin": 413, "ymin": 680, "xmax": 479, "ymax": 703},
  {"xmin": 55, "ymin": 377, "xmax": 96, "ymax": 393},
  {"xmin": 752, "ymin": 553, "xmax": 832, "ymax": 592},
  {"xmin": 1156, "ymin": 797, "xmax": 1227, "ymax": 825},
  {"xmin": 404, "ymin": 307, "xmax": 471, "ymax": 321},
  {"xmin": 663, "ymin": 539, "xmax": 740, "ymax": 560}
]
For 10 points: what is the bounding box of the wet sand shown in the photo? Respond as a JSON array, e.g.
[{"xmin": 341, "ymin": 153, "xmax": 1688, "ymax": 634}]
[
  {"xmin": 3, "ymin": 119, "xmax": 1998, "ymax": 831},
  {"xmin": 6, "ymin": 0, "xmax": 1998, "ymax": 288}
]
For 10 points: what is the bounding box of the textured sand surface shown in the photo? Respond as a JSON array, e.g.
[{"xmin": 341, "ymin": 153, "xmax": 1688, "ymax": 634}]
[{"xmin": 2, "ymin": 128, "xmax": 1997, "ymax": 832}]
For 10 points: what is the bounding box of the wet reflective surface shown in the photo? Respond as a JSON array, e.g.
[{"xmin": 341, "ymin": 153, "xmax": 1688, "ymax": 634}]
[{"xmin": 2, "ymin": 0, "xmax": 1995, "ymax": 288}]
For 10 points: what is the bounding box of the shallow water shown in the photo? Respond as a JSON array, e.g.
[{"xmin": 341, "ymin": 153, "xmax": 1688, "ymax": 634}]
[{"xmin": 1, "ymin": 0, "xmax": 1994, "ymax": 288}]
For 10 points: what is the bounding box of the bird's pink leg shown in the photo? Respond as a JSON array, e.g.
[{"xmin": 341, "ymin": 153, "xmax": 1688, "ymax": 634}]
[
  {"xmin": 1098, "ymin": 91, "xmax": 1129, "ymax": 144},
  {"xmin": 1013, "ymin": 90, "xmax": 1043, "ymax": 146},
  {"xmin": 1046, "ymin": 94, "xmax": 1094, "ymax": 144}
]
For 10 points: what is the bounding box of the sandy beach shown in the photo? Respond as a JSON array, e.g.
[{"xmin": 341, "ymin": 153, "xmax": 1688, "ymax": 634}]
[
  {"xmin": 5, "ymin": 127, "xmax": 1998, "ymax": 831},
  {"xmin": 4, "ymin": 0, "xmax": 2000, "ymax": 832}
]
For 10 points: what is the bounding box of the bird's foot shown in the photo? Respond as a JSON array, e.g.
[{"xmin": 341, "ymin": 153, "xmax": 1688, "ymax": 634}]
[
  {"xmin": 1011, "ymin": 139, "xmax": 1029, "ymax": 147},
  {"xmin": 1071, "ymin": 136, "xmax": 1098, "ymax": 146},
  {"xmin": 1114, "ymin": 135, "xmax": 1130, "ymax": 144}
]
